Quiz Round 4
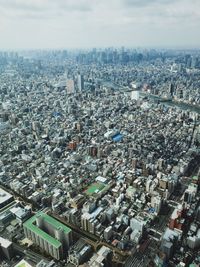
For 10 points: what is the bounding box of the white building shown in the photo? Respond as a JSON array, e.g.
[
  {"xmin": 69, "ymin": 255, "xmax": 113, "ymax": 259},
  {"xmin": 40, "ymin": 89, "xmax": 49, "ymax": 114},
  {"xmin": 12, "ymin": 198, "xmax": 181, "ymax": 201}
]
[{"xmin": 0, "ymin": 236, "xmax": 13, "ymax": 260}]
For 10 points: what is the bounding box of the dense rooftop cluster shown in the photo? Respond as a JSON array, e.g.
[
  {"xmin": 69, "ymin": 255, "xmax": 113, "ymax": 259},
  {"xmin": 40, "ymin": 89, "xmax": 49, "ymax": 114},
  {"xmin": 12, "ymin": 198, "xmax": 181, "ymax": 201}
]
[{"xmin": 0, "ymin": 49, "xmax": 200, "ymax": 267}]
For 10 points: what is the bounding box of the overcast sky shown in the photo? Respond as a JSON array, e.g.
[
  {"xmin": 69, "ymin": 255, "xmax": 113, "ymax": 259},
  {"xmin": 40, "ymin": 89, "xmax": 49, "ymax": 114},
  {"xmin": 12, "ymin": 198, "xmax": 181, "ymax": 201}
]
[{"xmin": 0, "ymin": 0, "xmax": 199, "ymax": 49}]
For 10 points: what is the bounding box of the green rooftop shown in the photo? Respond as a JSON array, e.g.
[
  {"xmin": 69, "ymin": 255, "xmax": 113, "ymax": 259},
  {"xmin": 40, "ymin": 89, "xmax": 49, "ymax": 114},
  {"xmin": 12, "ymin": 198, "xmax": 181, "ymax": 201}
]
[
  {"xmin": 16, "ymin": 263, "xmax": 28, "ymax": 267},
  {"xmin": 23, "ymin": 212, "xmax": 71, "ymax": 248}
]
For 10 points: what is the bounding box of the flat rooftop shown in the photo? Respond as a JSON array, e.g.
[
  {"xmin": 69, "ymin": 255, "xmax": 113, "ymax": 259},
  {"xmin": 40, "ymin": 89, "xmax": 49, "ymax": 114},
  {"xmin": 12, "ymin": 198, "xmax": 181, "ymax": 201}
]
[
  {"xmin": 0, "ymin": 236, "xmax": 12, "ymax": 248},
  {"xmin": 0, "ymin": 187, "xmax": 13, "ymax": 205},
  {"xmin": 14, "ymin": 259, "xmax": 33, "ymax": 267},
  {"xmin": 23, "ymin": 212, "xmax": 71, "ymax": 248}
]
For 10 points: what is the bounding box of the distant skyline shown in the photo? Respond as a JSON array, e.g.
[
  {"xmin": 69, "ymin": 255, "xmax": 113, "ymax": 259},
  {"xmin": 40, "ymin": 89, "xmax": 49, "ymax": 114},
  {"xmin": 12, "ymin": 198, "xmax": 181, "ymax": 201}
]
[{"xmin": 0, "ymin": 0, "xmax": 200, "ymax": 50}]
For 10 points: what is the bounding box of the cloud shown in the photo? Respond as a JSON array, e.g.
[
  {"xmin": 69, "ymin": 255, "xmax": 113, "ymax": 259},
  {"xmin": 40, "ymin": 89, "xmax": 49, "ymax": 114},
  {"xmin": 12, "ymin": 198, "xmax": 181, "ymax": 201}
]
[
  {"xmin": 0, "ymin": 0, "xmax": 93, "ymax": 20},
  {"xmin": 121, "ymin": 0, "xmax": 200, "ymax": 25},
  {"xmin": 0, "ymin": 0, "xmax": 199, "ymax": 49},
  {"xmin": 122, "ymin": 0, "xmax": 176, "ymax": 8}
]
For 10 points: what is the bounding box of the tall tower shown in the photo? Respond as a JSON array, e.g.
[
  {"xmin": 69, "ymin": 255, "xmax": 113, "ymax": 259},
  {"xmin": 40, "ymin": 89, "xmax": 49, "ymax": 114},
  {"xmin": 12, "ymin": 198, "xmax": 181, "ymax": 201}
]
[
  {"xmin": 78, "ymin": 74, "xmax": 84, "ymax": 92},
  {"xmin": 66, "ymin": 79, "xmax": 75, "ymax": 94}
]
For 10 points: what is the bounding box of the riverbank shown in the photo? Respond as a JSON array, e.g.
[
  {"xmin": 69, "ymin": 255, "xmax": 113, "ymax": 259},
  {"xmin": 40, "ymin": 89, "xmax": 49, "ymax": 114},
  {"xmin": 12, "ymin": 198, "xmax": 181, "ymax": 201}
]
[{"xmin": 142, "ymin": 93, "xmax": 200, "ymax": 114}]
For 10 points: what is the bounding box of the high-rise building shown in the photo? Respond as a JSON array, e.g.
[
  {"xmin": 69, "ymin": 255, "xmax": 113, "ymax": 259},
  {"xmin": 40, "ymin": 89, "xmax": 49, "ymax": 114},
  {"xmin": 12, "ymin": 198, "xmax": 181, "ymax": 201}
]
[
  {"xmin": 68, "ymin": 239, "xmax": 92, "ymax": 266},
  {"xmin": 151, "ymin": 195, "xmax": 162, "ymax": 214},
  {"xmin": 66, "ymin": 79, "xmax": 75, "ymax": 94},
  {"xmin": 160, "ymin": 228, "xmax": 181, "ymax": 259},
  {"xmin": 130, "ymin": 217, "xmax": 144, "ymax": 232},
  {"xmin": 104, "ymin": 226, "xmax": 113, "ymax": 241},
  {"xmin": 187, "ymin": 229, "xmax": 200, "ymax": 249},
  {"xmin": 0, "ymin": 237, "xmax": 13, "ymax": 260},
  {"xmin": 78, "ymin": 74, "xmax": 84, "ymax": 91},
  {"xmin": 88, "ymin": 246, "xmax": 112, "ymax": 267},
  {"xmin": 23, "ymin": 212, "xmax": 73, "ymax": 260}
]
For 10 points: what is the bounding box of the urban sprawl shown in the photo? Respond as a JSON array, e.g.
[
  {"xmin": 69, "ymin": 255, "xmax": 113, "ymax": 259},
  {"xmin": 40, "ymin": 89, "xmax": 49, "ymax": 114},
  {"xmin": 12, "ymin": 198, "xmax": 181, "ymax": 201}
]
[{"xmin": 0, "ymin": 48, "xmax": 200, "ymax": 267}]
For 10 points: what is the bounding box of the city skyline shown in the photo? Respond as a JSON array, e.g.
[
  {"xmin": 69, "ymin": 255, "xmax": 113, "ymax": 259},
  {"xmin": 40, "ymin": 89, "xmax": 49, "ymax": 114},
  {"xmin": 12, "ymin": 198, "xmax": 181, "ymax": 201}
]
[{"xmin": 0, "ymin": 0, "xmax": 200, "ymax": 50}]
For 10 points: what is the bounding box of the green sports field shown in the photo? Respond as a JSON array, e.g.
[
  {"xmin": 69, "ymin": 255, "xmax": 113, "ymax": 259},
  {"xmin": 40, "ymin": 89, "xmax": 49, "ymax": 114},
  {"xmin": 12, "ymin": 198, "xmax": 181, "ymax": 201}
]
[
  {"xmin": 15, "ymin": 261, "xmax": 32, "ymax": 267},
  {"xmin": 85, "ymin": 182, "xmax": 105, "ymax": 195},
  {"xmin": 17, "ymin": 264, "xmax": 26, "ymax": 267}
]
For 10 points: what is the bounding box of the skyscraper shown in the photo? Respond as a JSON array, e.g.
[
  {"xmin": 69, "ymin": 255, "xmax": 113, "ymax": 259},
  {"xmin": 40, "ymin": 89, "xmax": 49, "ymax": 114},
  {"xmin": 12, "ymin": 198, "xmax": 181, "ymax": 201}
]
[
  {"xmin": 66, "ymin": 79, "xmax": 75, "ymax": 94},
  {"xmin": 78, "ymin": 74, "xmax": 84, "ymax": 91}
]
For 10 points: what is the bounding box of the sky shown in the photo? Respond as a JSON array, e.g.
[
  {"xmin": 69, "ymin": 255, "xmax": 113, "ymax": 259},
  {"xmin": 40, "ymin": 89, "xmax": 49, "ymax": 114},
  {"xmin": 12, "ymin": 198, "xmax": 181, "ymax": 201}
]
[{"xmin": 0, "ymin": 0, "xmax": 200, "ymax": 49}]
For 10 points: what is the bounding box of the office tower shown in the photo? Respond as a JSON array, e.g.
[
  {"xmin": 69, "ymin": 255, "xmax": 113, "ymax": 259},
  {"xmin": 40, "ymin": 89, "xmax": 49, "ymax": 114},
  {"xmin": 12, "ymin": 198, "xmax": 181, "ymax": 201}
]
[
  {"xmin": 66, "ymin": 79, "xmax": 75, "ymax": 94},
  {"xmin": 169, "ymin": 83, "xmax": 175, "ymax": 97},
  {"xmin": 187, "ymin": 230, "xmax": 200, "ymax": 249},
  {"xmin": 151, "ymin": 195, "xmax": 162, "ymax": 214},
  {"xmin": 0, "ymin": 237, "xmax": 13, "ymax": 260},
  {"xmin": 68, "ymin": 239, "xmax": 92, "ymax": 266},
  {"xmin": 130, "ymin": 217, "xmax": 144, "ymax": 232},
  {"xmin": 104, "ymin": 226, "xmax": 113, "ymax": 241},
  {"xmin": 161, "ymin": 228, "xmax": 180, "ymax": 259},
  {"xmin": 23, "ymin": 212, "xmax": 73, "ymax": 260},
  {"xmin": 78, "ymin": 74, "xmax": 84, "ymax": 91}
]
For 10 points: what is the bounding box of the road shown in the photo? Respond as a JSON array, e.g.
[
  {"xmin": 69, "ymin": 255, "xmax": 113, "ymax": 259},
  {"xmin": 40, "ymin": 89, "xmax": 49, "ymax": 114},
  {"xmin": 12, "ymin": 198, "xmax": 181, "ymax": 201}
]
[
  {"xmin": 124, "ymin": 239, "xmax": 156, "ymax": 267},
  {"xmin": 13, "ymin": 243, "xmax": 50, "ymax": 263},
  {"xmin": 49, "ymin": 211, "xmax": 129, "ymax": 263}
]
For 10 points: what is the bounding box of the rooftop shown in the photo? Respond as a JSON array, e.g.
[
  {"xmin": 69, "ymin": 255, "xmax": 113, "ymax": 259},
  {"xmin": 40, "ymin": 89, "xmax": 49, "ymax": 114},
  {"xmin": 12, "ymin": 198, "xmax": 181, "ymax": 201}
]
[
  {"xmin": 14, "ymin": 259, "xmax": 33, "ymax": 267},
  {"xmin": 0, "ymin": 236, "xmax": 12, "ymax": 248},
  {"xmin": 0, "ymin": 188, "xmax": 13, "ymax": 205},
  {"xmin": 23, "ymin": 212, "xmax": 71, "ymax": 248}
]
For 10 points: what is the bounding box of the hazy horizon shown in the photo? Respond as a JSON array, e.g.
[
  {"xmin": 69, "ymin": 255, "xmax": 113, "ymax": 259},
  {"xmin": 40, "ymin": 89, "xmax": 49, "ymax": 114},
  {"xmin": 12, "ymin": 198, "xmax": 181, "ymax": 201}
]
[{"xmin": 0, "ymin": 0, "xmax": 200, "ymax": 50}]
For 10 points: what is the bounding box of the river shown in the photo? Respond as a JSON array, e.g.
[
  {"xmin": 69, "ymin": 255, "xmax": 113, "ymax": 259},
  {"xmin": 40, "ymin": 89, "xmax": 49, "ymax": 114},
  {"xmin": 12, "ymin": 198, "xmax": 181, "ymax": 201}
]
[
  {"xmin": 101, "ymin": 81, "xmax": 200, "ymax": 114},
  {"xmin": 143, "ymin": 93, "xmax": 200, "ymax": 114}
]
